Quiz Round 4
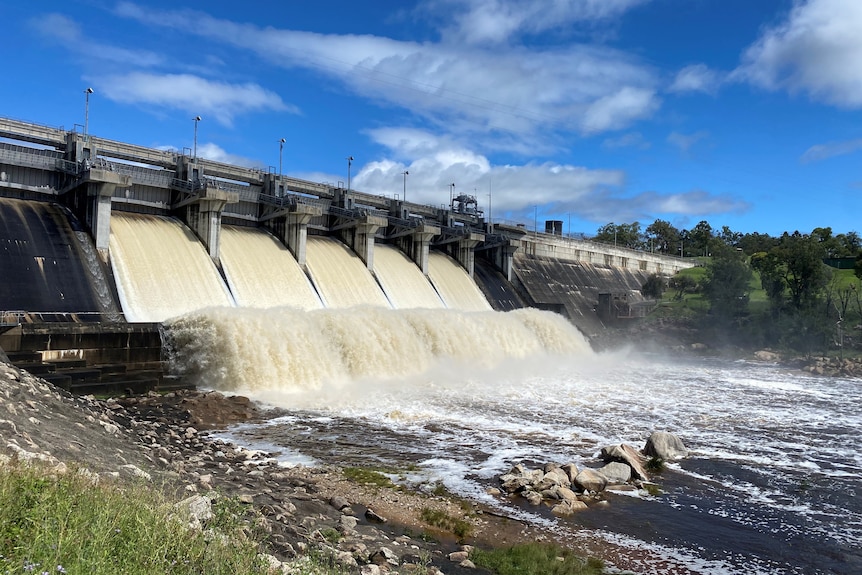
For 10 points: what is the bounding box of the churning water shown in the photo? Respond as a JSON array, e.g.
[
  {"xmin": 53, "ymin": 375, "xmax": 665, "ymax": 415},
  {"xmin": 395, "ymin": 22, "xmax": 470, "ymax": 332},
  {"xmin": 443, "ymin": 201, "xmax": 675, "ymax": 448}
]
[{"xmin": 164, "ymin": 307, "xmax": 862, "ymax": 574}]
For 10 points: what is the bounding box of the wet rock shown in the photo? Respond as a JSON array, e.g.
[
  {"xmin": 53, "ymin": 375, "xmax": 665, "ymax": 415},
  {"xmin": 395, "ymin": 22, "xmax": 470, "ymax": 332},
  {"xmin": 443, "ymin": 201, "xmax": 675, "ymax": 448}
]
[
  {"xmin": 643, "ymin": 431, "xmax": 688, "ymax": 461},
  {"xmin": 365, "ymin": 508, "xmax": 387, "ymax": 523},
  {"xmin": 330, "ymin": 495, "xmax": 351, "ymax": 511},
  {"xmin": 448, "ymin": 550, "xmax": 469, "ymax": 562},
  {"xmin": 600, "ymin": 444, "xmax": 649, "ymax": 481},
  {"xmin": 551, "ymin": 499, "xmax": 588, "ymax": 516},
  {"xmin": 599, "ymin": 462, "xmax": 632, "ymax": 484},
  {"xmin": 575, "ymin": 468, "xmax": 608, "ymax": 493}
]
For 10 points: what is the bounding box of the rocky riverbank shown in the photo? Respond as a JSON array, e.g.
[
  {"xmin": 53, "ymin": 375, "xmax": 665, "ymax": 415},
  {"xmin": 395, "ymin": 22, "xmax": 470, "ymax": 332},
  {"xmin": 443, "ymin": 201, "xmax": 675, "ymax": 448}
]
[{"xmin": 0, "ymin": 362, "xmax": 610, "ymax": 575}]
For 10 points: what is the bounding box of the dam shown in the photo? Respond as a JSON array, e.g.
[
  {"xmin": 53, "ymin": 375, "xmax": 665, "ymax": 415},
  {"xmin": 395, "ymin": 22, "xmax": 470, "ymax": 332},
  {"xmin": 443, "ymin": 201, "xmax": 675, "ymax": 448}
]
[{"xmin": 0, "ymin": 116, "xmax": 693, "ymax": 392}]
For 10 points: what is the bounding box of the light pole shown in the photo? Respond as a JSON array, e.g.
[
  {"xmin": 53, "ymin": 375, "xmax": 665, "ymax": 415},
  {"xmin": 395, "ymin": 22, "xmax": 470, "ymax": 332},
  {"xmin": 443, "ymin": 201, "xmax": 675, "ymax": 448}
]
[
  {"xmin": 193, "ymin": 116, "xmax": 201, "ymax": 161},
  {"xmin": 566, "ymin": 212, "xmax": 570, "ymax": 238},
  {"xmin": 84, "ymin": 87, "xmax": 93, "ymax": 142},
  {"xmin": 534, "ymin": 204, "xmax": 538, "ymax": 237},
  {"xmin": 346, "ymin": 156, "xmax": 354, "ymax": 191},
  {"xmin": 449, "ymin": 182, "xmax": 455, "ymax": 208},
  {"xmin": 487, "ymin": 192, "xmax": 492, "ymax": 233},
  {"xmin": 279, "ymin": 138, "xmax": 286, "ymax": 177},
  {"xmin": 402, "ymin": 170, "xmax": 409, "ymax": 202}
]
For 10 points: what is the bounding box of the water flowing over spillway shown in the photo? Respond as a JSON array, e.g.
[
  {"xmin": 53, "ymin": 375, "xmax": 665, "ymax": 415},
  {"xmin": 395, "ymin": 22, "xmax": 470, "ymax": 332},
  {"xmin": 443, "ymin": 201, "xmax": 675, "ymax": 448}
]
[
  {"xmin": 372, "ymin": 245, "xmax": 444, "ymax": 309},
  {"xmin": 305, "ymin": 237, "xmax": 390, "ymax": 308},
  {"xmin": 163, "ymin": 306, "xmax": 589, "ymax": 392},
  {"xmin": 109, "ymin": 213, "xmax": 234, "ymax": 322},
  {"xmin": 428, "ymin": 251, "xmax": 492, "ymax": 311},
  {"xmin": 219, "ymin": 226, "xmax": 322, "ymax": 310}
]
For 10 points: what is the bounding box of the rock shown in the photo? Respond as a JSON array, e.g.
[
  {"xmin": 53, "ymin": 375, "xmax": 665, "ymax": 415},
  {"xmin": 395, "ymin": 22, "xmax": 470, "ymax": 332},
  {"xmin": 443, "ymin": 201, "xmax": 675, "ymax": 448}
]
[
  {"xmin": 460, "ymin": 559, "xmax": 477, "ymax": 569},
  {"xmin": 643, "ymin": 431, "xmax": 688, "ymax": 461},
  {"xmin": 754, "ymin": 349, "xmax": 781, "ymax": 362},
  {"xmin": 560, "ymin": 463, "xmax": 579, "ymax": 483},
  {"xmin": 556, "ymin": 486, "xmax": 578, "ymax": 502},
  {"xmin": 536, "ymin": 467, "xmax": 571, "ymax": 490},
  {"xmin": 600, "ymin": 444, "xmax": 649, "ymax": 481},
  {"xmin": 239, "ymin": 494, "xmax": 255, "ymax": 504},
  {"xmin": 365, "ymin": 508, "xmax": 387, "ymax": 523},
  {"xmin": 369, "ymin": 547, "xmax": 399, "ymax": 566},
  {"xmin": 524, "ymin": 491, "xmax": 543, "ymax": 506},
  {"xmin": 598, "ymin": 461, "xmax": 631, "ymax": 484},
  {"xmin": 360, "ymin": 565, "xmax": 381, "ymax": 575},
  {"xmin": 176, "ymin": 494, "xmax": 213, "ymax": 529},
  {"xmin": 575, "ymin": 468, "xmax": 607, "ymax": 493},
  {"xmin": 551, "ymin": 499, "xmax": 588, "ymax": 516},
  {"xmin": 330, "ymin": 495, "xmax": 351, "ymax": 511},
  {"xmin": 448, "ymin": 551, "xmax": 469, "ymax": 562},
  {"xmin": 119, "ymin": 464, "xmax": 151, "ymax": 481}
]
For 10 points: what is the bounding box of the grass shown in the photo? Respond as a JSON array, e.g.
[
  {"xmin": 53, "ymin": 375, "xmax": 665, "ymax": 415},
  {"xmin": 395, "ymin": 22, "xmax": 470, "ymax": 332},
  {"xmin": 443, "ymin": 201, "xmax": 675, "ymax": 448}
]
[
  {"xmin": 0, "ymin": 462, "xmax": 268, "ymax": 575},
  {"xmin": 471, "ymin": 542, "xmax": 604, "ymax": 575},
  {"xmin": 342, "ymin": 467, "xmax": 397, "ymax": 489},
  {"xmin": 419, "ymin": 507, "xmax": 473, "ymax": 541}
]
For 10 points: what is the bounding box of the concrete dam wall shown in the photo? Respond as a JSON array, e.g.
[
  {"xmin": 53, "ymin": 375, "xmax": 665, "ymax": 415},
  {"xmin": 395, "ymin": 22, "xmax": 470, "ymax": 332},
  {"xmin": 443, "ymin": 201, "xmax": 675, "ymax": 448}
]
[{"xmin": 0, "ymin": 198, "xmax": 117, "ymax": 319}]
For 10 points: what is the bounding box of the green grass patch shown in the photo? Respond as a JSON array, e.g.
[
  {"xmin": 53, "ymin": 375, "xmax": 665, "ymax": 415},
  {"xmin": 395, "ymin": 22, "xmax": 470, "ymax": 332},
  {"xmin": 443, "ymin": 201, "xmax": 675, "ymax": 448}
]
[
  {"xmin": 342, "ymin": 467, "xmax": 397, "ymax": 489},
  {"xmin": 471, "ymin": 542, "xmax": 604, "ymax": 575},
  {"xmin": 0, "ymin": 462, "xmax": 267, "ymax": 575},
  {"xmin": 419, "ymin": 508, "xmax": 473, "ymax": 541}
]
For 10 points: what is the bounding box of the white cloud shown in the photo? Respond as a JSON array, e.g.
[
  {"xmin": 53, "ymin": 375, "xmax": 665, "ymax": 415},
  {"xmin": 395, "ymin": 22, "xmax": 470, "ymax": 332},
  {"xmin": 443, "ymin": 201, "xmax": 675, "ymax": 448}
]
[
  {"xmin": 431, "ymin": 0, "xmax": 652, "ymax": 45},
  {"xmin": 800, "ymin": 138, "xmax": 862, "ymax": 163},
  {"xmin": 669, "ymin": 64, "xmax": 722, "ymax": 94},
  {"xmin": 667, "ymin": 130, "xmax": 709, "ymax": 153},
  {"xmin": 30, "ymin": 13, "xmax": 163, "ymax": 67},
  {"xmin": 95, "ymin": 72, "xmax": 294, "ymax": 126},
  {"xmin": 114, "ymin": 2, "xmax": 660, "ymax": 139},
  {"xmin": 602, "ymin": 132, "xmax": 651, "ymax": 150},
  {"xmin": 196, "ymin": 143, "xmax": 263, "ymax": 168},
  {"xmin": 735, "ymin": 0, "xmax": 862, "ymax": 107}
]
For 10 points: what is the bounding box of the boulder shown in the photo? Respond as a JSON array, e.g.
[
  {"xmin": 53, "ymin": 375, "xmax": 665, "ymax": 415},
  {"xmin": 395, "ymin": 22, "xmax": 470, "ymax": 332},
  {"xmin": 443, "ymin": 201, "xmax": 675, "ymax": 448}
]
[
  {"xmin": 575, "ymin": 468, "xmax": 607, "ymax": 493},
  {"xmin": 551, "ymin": 499, "xmax": 588, "ymax": 516},
  {"xmin": 560, "ymin": 463, "xmax": 579, "ymax": 483},
  {"xmin": 600, "ymin": 444, "xmax": 649, "ymax": 481},
  {"xmin": 598, "ymin": 461, "xmax": 631, "ymax": 484},
  {"xmin": 643, "ymin": 431, "xmax": 688, "ymax": 461},
  {"xmin": 535, "ymin": 467, "xmax": 571, "ymax": 491}
]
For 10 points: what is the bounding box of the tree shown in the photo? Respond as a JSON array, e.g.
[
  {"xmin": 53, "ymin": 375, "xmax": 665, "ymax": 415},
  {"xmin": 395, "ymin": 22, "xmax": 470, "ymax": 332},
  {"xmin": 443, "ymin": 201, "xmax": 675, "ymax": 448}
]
[
  {"xmin": 645, "ymin": 219, "xmax": 679, "ymax": 254},
  {"xmin": 593, "ymin": 222, "xmax": 643, "ymax": 249},
  {"xmin": 669, "ymin": 274, "xmax": 697, "ymax": 301},
  {"xmin": 776, "ymin": 232, "xmax": 830, "ymax": 311},
  {"xmin": 689, "ymin": 220, "xmax": 715, "ymax": 258},
  {"xmin": 641, "ymin": 273, "xmax": 664, "ymax": 300},
  {"xmin": 702, "ymin": 247, "xmax": 753, "ymax": 321}
]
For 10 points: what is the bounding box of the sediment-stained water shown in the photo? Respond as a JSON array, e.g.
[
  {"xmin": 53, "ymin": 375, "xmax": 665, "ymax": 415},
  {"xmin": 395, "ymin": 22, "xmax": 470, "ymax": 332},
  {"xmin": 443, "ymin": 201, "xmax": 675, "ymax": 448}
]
[{"xmin": 165, "ymin": 308, "xmax": 862, "ymax": 574}]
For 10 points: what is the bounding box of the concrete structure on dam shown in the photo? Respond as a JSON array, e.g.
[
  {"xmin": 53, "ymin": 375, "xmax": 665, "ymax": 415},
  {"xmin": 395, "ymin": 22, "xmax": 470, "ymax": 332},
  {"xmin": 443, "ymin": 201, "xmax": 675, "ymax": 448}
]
[{"xmin": 0, "ymin": 116, "xmax": 694, "ymax": 390}]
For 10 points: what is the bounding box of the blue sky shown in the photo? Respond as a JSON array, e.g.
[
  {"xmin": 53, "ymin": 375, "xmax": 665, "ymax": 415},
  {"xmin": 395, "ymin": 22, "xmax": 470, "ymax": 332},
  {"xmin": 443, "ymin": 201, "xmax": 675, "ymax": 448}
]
[{"xmin": 4, "ymin": 0, "xmax": 861, "ymax": 237}]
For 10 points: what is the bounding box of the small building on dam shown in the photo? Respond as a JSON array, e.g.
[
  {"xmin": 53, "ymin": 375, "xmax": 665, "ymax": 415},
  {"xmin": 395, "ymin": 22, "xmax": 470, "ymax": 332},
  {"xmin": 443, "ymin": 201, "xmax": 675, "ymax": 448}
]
[{"xmin": 0, "ymin": 116, "xmax": 693, "ymax": 392}]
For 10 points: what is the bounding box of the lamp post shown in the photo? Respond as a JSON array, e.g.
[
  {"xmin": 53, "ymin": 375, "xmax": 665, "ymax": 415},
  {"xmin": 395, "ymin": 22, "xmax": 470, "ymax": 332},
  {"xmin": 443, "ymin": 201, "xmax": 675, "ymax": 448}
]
[
  {"xmin": 402, "ymin": 170, "xmax": 409, "ymax": 202},
  {"xmin": 193, "ymin": 116, "xmax": 201, "ymax": 161},
  {"xmin": 346, "ymin": 156, "xmax": 354, "ymax": 191},
  {"xmin": 279, "ymin": 138, "xmax": 286, "ymax": 177},
  {"xmin": 449, "ymin": 182, "xmax": 455, "ymax": 208},
  {"xmin": 534, "ymin": 204, "xmax": 538, "ymax": 237},
  {"xmin": 84, "ymin": 87, "xmax": 94, "ymax": 141}
]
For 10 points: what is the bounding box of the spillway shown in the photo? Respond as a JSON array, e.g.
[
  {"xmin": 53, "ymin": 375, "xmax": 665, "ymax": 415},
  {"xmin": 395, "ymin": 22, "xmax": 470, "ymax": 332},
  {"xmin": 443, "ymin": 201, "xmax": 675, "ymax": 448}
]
[
  {"xmin": 220, "ymin": 226, "xmax": 322, "ymax": 310},
  {"xmin": 372, "ymin": 245, "xmax": 444, "ymax": 309},
  {"xmin": 0, "ymin": 198, "xmax": 114, "ymax": 315},
  {"xmin": 109, "ymin": 213, "xmax": 234, "ymax": 323},
  {"xmin": 164, "ymin": 306, "xmax": 590, "ymax": 391},
  {"xmin": 428, "ymin": 252, "xmax": 492, "ymax": 311},
  {"xmin": 304, "ymin": 237, "xmax": 390, "ymax": 309}
]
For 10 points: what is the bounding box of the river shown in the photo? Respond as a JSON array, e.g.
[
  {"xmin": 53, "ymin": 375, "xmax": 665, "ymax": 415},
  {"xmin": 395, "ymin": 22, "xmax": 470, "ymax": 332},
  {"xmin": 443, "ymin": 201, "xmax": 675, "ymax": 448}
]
[{"xmin": 165, "ymin": 308, "xmax": 861, "ymax": 574}]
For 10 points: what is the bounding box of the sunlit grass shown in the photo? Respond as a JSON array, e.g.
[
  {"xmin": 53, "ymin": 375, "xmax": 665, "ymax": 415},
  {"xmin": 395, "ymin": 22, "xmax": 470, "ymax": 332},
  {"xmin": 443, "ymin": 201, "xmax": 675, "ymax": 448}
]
[
  {"xmin": 0, "ymin": 462, "xmax": 267, "ymax": 575},
  {"xmin": 471, "ymin": 542, "xmax": 604, "ymax": 575}
]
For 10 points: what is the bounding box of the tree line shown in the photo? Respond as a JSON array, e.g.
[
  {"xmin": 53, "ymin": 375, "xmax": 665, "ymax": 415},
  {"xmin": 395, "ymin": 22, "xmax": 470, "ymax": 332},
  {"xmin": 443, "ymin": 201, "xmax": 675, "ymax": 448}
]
[{"xmin": 594, "ymin": 220, "xmax": 862, "ymax": 355}]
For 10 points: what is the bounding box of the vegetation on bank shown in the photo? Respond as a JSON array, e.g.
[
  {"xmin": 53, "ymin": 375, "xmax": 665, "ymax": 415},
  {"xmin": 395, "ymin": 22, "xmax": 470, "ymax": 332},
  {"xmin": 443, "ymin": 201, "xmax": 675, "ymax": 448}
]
[
  {"xmin": 1, "ymin": 460, "xmax": 606, "ymax": 575},
  {"xmin": 618, "ymin": 220, "xmax": 862, "ymax": 357},
  {"xmin": 472, "ymin": 542, "xmax": 604, "ymax": 575},
  {"xmin": 0, "ymin": 463, "xmax": 267, "ymax": 575}
]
